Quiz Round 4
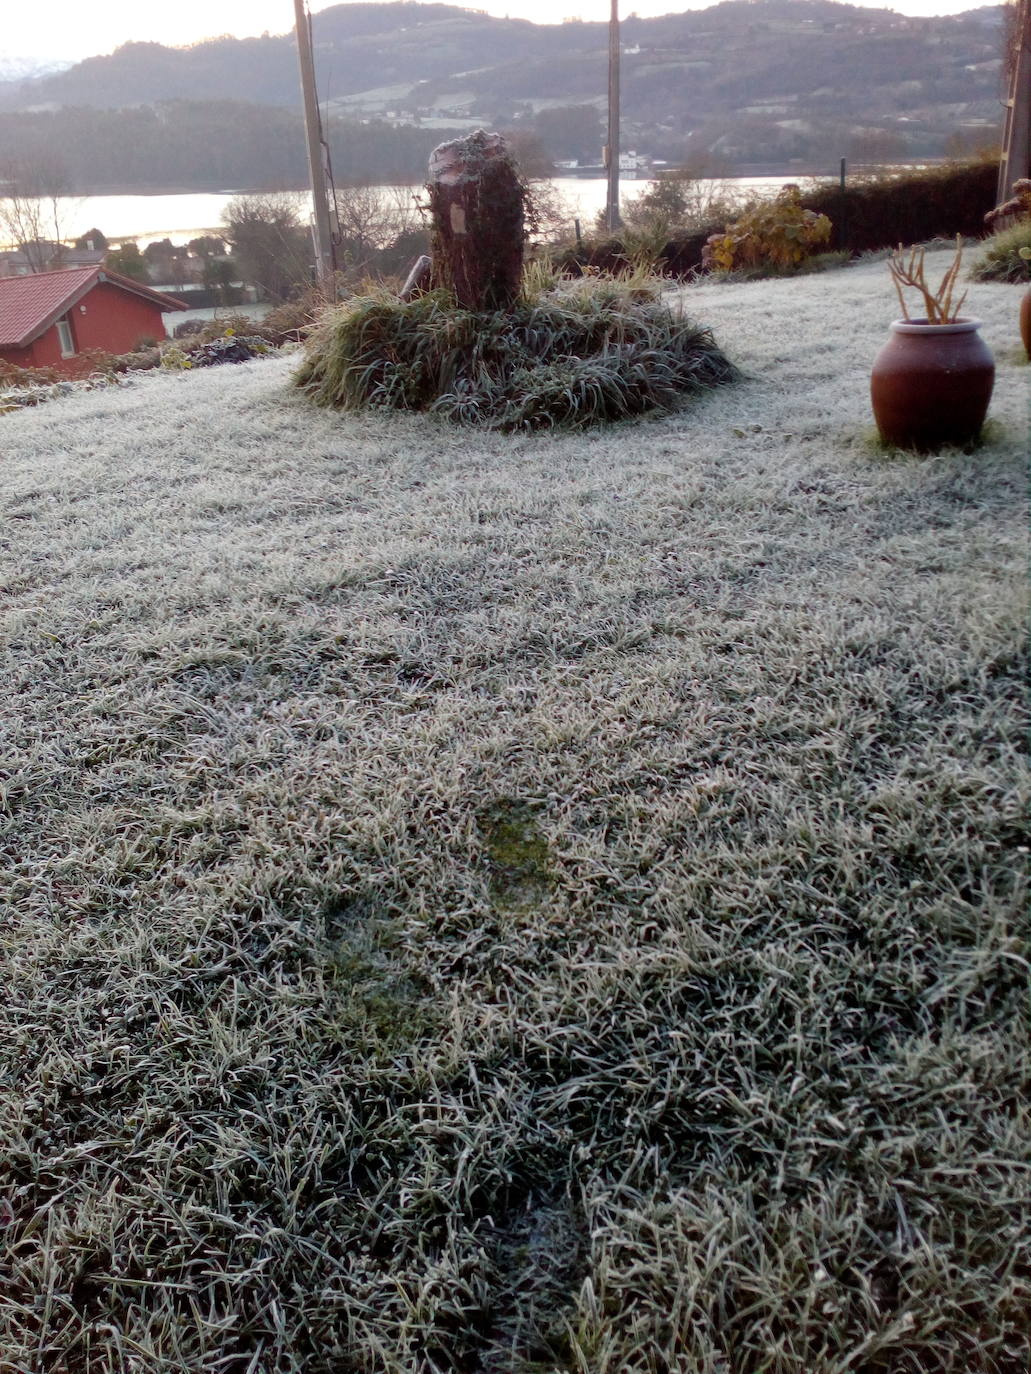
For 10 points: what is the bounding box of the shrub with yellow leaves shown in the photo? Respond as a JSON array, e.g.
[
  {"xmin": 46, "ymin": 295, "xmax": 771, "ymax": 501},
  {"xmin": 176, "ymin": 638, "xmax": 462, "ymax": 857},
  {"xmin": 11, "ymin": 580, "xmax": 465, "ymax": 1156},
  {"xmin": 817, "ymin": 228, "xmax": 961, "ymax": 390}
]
[{"xmin": 704, "ymin": 184, "xmax": 832, "ymax": 274}]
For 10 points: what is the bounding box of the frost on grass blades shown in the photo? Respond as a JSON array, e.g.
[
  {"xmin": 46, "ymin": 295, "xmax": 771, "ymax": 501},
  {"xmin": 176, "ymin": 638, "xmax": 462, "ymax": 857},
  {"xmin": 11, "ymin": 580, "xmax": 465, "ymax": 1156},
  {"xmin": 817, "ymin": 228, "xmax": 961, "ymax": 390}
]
[
  {"xmin": 294, "ymin": 275, "xmax": 738, "ymax": 431},
  {"xmin": 1, "ymin": 250, "xmax": 1029, "ymax": 1373}
]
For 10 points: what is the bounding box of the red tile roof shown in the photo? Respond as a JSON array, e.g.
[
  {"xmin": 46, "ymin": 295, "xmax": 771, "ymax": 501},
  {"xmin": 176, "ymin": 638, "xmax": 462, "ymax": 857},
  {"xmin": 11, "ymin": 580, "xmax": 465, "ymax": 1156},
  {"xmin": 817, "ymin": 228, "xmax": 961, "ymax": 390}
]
[{"xmin": 0, "ymin": 266, "xmax": 187, "ymax": 349}]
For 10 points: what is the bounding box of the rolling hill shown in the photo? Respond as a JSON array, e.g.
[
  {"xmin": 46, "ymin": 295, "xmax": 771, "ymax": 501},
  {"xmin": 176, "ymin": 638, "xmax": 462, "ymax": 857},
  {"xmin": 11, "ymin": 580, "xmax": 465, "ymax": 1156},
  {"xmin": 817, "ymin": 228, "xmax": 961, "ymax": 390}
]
[{"xmin": 0, "ymin": 1, "xmax": 1007, "ymax": 172}]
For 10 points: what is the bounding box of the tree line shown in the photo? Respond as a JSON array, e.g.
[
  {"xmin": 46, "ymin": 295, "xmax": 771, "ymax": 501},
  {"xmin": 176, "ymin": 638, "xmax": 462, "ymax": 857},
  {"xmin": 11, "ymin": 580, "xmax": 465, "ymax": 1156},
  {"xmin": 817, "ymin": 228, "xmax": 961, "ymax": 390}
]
[{"xmin": 0, "ymin": 102, "xmax": 450, "ymax": 193}]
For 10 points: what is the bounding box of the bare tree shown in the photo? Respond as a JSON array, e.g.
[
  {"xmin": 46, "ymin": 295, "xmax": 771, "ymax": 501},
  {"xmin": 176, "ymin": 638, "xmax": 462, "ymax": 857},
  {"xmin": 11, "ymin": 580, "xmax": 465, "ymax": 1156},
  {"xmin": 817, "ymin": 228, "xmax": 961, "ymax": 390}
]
[
  {"xmin": 332, "ymin": 184, "xmax": 422, "ymax": 276},
  {"xmin": 619, "ymin": 155, "xmax": 737, "ymax": 237},
  {"xmin": 0, "ymin": 157, "xmax": 74, "ymax": 271},
  {"xmin": 524, "ymin": 178, "xmax": 577, "ymax": 244},
  {"xmin": 221, "ymin": 193, "xmax": 313, "ymax": 303}
]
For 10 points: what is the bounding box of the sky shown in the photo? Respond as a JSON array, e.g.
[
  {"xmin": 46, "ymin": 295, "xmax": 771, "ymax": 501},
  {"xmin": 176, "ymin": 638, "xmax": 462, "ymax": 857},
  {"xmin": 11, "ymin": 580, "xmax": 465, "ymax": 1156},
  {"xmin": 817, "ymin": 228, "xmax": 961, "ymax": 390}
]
[{"xmin": 2, "ymin": 0, "xmax": 998, "ymax": 63}]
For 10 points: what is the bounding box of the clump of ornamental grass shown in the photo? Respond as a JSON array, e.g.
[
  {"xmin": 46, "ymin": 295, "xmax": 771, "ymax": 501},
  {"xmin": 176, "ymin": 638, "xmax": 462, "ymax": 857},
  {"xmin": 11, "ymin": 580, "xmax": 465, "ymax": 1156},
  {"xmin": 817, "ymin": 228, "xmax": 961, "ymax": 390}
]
[
  {"xmin": 293, "ymin": 269, "xmax": 737, "ymax": 430},
  {"xmin": 970, "ymin": 218, "xmax": 1031, "ymax": 283}
]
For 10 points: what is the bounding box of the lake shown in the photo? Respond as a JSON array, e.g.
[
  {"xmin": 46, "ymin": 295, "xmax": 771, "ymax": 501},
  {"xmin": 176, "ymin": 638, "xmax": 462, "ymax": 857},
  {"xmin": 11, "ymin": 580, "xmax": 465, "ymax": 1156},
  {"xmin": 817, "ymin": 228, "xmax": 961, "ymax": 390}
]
[{"xmin": 63, "ymin": 176, "xmax": 808, "ymax": 246}]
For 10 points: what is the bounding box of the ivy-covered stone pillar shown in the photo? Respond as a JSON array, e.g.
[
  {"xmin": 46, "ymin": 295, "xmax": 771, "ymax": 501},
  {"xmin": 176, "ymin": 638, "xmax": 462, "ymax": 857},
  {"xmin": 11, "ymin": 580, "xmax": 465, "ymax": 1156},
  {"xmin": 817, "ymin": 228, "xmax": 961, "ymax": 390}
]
[{"xmin": 427, "ymin": 130, "xmax": 525, "ymax": 311}]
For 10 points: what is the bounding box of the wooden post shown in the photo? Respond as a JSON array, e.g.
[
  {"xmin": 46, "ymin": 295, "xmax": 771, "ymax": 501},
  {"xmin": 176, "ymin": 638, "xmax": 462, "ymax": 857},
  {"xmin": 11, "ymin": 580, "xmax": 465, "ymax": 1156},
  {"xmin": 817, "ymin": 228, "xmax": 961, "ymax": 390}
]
[
  {"xmin": 427, "ymin": 130, "xmax": 524, "ymax": 311},
  {"xmin": 997, "ymin": 1, "xmax": 1031, "ymax": 204},
  {"xmin": 399, "ymin": 254, "xmax": 432, "ymax": 300},
  {"xmin": 294, "ymin": 0, "xmax": 336, "ymax": 291},
  {"xmin": 605, "ymin": 0, "xmax": 621, "ymax": 233}
]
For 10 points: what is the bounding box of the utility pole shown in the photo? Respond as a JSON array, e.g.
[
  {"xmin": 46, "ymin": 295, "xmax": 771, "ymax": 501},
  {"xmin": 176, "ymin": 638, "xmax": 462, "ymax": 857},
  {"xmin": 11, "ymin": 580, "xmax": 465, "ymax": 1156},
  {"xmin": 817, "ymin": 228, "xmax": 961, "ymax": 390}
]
[
  {"xmin": 294, "ymin": 0, "xmax": 336, "ymax": 289},
  {"xmin": 996, "ymin": 0, "xmax": 1031, "ymax": 203},
  {"xmin": 605, "ymin": 0, "xmax": 621, "ymax": 233}
]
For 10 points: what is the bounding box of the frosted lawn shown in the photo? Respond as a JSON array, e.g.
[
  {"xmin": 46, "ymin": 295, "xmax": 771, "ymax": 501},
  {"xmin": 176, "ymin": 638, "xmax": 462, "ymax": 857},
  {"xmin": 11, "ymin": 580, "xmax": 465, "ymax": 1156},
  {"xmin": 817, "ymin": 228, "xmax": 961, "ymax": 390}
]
[{"xmin": 1, "ymin": 250, "xmax": 1028, "ymax": 1372}]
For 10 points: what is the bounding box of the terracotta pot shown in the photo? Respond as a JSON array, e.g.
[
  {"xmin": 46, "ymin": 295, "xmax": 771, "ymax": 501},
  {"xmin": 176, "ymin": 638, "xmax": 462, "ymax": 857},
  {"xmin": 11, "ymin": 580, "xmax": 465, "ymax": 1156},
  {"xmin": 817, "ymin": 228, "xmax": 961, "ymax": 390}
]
[
  {"xmin": 1020, "ymin": 287, "xmax": 1031, "ymax": 359},
  {"xmin": 870, "ymin": 317, "xmax": 995, "ymax": 452}
]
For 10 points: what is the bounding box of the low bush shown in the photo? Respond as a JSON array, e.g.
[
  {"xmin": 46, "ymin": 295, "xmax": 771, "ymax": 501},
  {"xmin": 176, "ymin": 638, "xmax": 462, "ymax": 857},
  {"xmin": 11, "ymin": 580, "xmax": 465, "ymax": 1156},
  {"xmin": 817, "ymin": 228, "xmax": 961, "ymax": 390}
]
[
  {"xmin": 260, "ymin": 284, "xmax": 350, "ymax": 344},
  {"xmin": 159, "ymin": 344, "xmax": 194, "ymax": 371},
  {"xmin": 0, "ymin": 358, "xmax": 63, "ymax": 388},
  {"xmin": 0, "ymin": 359, "xmax": 119, "ymax": 412},
  {"xmin": 156, "ymin": 327, "xmax": 273, "ymax": 370},
  {"xmin": 618, "ymin": 167, "xmax": 739, "ymax": 239},
  {"xmin": 195, "ymin": 313, "xmax": 264, "ymax": 343},
  {"xmin": 113, "ymin": 347, "xmax": 161, "ymax": 373},
  {"xmin": 550, "ymin": 225, "xmax": 716, "ymax": 283},
  {"xmin": 191, "ymin": 333, "xmax": 272, "ymax": 366},
  {"xmin": 294, "ymin": 275, "xmax": 738, "ymax": 430},
  {"xmin": 3, "ymin": 346, "xmax": 118, "ymax": 381},
  {"xmin": 173, "ymin": 319, "xmax": 206, "ymax": 339},
  {"xmin": 704, "ymin": 184, "xmax": 832, "ymax": 274},
  {"xmin": 970, "ymin": 219, "xmax": 1031, "ymax": 283},
  {"xmin": 984, "ymin": 177, "xmax": 1031, "ymax": 234}
]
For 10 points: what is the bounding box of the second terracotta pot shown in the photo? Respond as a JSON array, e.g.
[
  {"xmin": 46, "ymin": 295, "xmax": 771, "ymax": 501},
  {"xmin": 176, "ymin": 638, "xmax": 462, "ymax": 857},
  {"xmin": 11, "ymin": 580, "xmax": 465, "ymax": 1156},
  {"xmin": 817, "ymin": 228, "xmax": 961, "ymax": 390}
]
[
  {"xmin": 1020, "ymin": 287, "xmax": 1031, "ymax": 359},
  {"xmin": 870, "ymin": 317, "xmax": 995, "ymax": 453}
]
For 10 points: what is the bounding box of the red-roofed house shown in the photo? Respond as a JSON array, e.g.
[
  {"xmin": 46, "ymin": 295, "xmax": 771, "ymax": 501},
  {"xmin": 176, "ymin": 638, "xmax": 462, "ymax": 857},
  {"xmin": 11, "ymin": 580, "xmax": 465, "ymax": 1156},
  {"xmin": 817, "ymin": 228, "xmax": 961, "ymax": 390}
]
[{"xmin": 0, "ymin": 266, "xmax": 188, "ymax": 376}]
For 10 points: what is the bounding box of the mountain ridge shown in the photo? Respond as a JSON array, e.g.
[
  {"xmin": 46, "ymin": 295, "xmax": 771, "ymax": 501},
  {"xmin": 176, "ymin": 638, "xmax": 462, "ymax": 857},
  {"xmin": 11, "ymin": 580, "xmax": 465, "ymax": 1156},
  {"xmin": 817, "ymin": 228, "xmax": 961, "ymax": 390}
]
[{"xmin": 2, "ymin": 1, "xmax": 1007, "ymax": 169}]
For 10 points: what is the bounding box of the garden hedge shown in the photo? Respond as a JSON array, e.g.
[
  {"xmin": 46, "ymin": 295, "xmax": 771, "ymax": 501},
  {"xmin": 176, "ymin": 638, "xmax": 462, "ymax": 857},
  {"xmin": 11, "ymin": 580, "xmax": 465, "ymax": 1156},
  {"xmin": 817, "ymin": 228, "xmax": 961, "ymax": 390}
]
[{"xmin": 557, "ymin": 159, "xmax": 1001, "ymax": 278}]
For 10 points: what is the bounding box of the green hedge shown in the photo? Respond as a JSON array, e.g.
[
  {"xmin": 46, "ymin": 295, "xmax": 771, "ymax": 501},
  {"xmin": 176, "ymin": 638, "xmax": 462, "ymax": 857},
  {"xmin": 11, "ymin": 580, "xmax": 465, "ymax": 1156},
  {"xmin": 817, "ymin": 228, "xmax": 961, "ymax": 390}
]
[
  {"xmin": 803, "ymin": 158, "xmax": 1000, "ymax": 254},
  {"xmin": 556, "ymin": 160, "xmax": 1001, "ymax": 278}
]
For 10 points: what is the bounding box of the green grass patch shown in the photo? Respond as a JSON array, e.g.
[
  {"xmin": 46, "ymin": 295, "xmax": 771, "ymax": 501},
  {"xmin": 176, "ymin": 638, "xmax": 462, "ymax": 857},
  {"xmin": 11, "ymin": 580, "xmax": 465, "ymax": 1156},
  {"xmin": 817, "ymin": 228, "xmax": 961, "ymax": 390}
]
[{"xmin": 478, "ymin": 798, "xmax": 553, "ymax": 905}]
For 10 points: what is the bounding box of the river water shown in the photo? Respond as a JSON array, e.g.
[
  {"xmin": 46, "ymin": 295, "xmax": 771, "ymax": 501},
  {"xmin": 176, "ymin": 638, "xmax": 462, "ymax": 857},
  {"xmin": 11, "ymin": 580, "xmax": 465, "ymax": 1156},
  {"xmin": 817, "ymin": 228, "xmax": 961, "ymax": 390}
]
[{"xmin": 62, "ymin": 175, "xmax": 807, "ymax": 245}]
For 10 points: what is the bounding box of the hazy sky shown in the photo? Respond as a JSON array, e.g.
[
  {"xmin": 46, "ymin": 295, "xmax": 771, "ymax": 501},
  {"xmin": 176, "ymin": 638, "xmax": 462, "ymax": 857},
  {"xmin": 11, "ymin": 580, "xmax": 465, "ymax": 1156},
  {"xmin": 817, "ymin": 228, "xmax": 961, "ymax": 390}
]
[{"xmin": 4, "ymin": 0, "xmax": 996, "ymax": 62}]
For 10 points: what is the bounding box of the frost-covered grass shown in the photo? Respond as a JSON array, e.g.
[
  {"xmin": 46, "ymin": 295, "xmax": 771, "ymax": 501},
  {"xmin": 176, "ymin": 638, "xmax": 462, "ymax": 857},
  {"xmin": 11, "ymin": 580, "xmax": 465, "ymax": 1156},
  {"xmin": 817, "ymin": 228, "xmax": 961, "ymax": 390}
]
[{"xmin": 1, "ymin": 251, "xmax": 1028, "ymax": 1373}]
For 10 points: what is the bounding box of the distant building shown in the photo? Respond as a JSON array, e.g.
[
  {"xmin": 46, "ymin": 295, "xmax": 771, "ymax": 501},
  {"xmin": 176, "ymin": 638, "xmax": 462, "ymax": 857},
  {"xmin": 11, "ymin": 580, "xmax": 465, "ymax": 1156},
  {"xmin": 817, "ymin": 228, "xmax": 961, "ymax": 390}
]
[
  {"xmin": 0, "ymin": 239, "xmax": 106, "ymax": 278},
  {"xmin": 75, "ymin": 228, "xmax": 109, "ymax": 254},
  {"xmin": 619, "ymin": 149, "xmax": 653, "ymax": 178},
  {"xmin": 0, "ymin": 266, "xmax": 187, "ymax": 374}
]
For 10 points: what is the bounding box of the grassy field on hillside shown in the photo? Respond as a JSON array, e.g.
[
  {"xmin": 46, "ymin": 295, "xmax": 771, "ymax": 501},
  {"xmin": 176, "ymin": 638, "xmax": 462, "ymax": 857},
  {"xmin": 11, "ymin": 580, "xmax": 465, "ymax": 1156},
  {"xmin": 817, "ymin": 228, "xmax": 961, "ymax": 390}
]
[{"xmin": 1, "ymin": 252, "xmax": 1028, "ymax": 1373}]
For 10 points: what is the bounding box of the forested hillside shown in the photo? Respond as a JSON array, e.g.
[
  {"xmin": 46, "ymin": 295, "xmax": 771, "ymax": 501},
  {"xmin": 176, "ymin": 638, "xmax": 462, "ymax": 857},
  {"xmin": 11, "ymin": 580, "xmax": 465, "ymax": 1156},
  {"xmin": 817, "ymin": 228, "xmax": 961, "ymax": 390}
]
[
  {"xmin": 0, "ymin": 0, "xmax": 1006, "ymax": 184},
  {"xmin": 0, "ymin": 103, "xmax": 442, "ymax": 190}
]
